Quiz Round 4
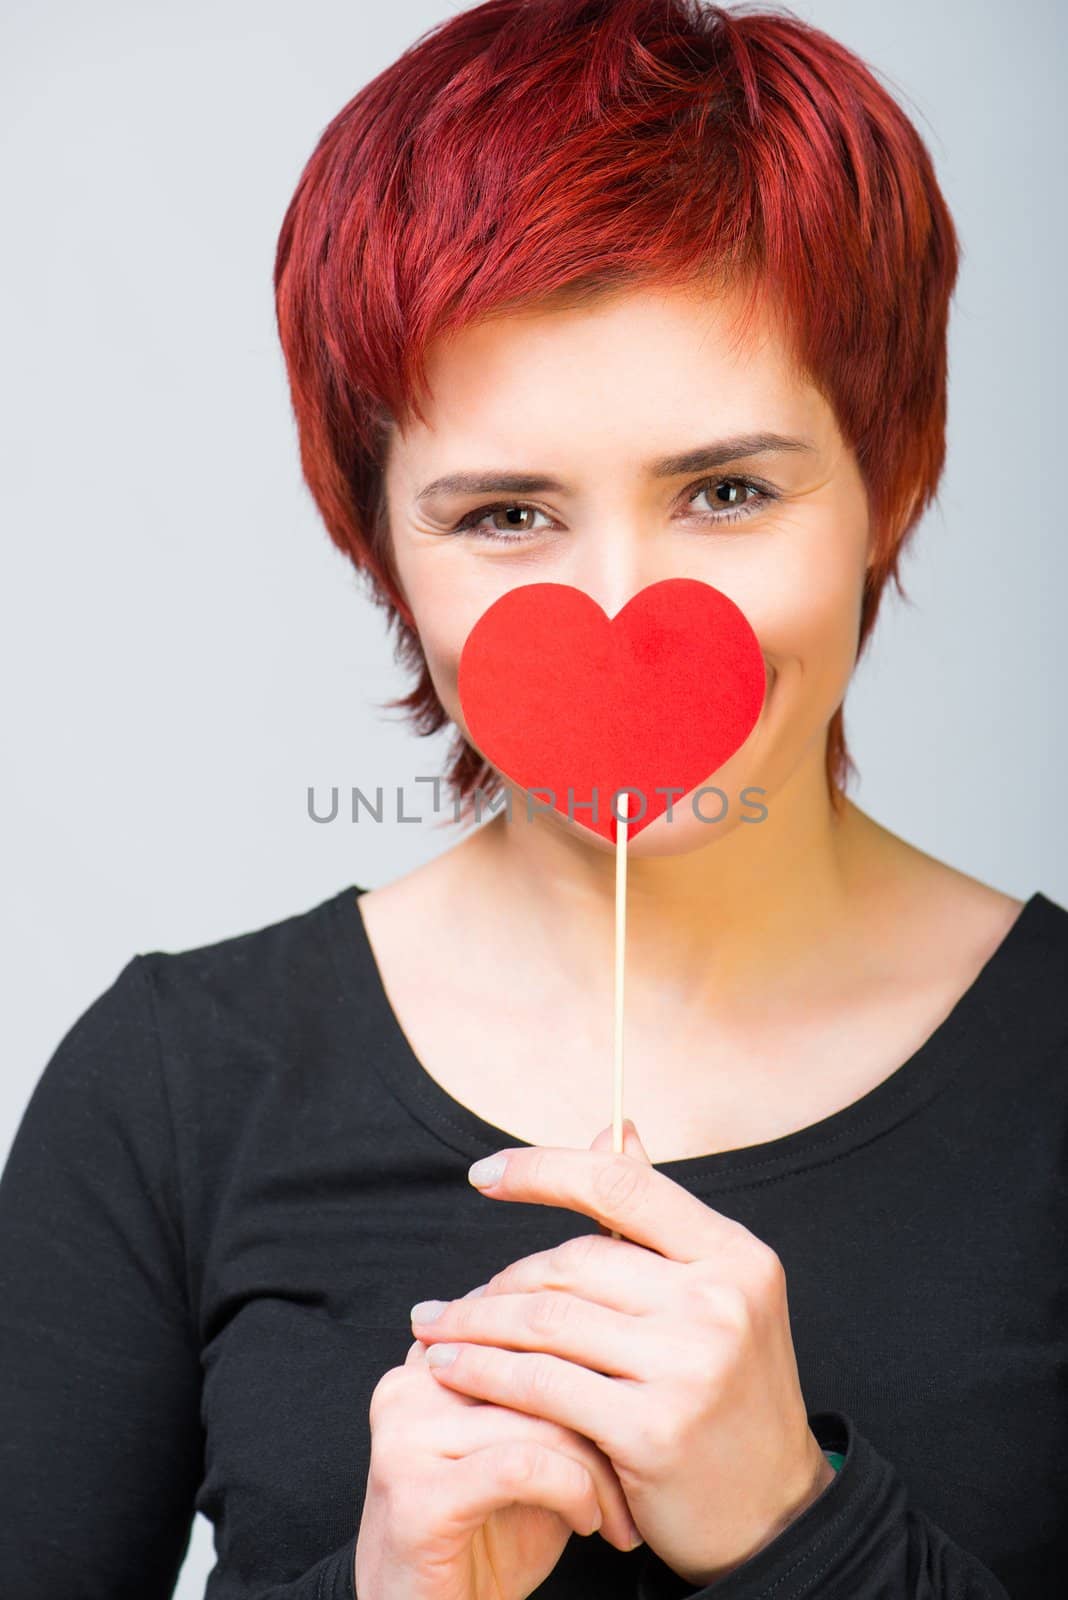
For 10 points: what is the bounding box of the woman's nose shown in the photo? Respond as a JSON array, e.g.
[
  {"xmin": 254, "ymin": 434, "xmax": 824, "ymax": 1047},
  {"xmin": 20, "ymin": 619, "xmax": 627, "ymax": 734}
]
[{"xmin": 563, "ymin": 523, "xmax": 662, "ymax": 619}]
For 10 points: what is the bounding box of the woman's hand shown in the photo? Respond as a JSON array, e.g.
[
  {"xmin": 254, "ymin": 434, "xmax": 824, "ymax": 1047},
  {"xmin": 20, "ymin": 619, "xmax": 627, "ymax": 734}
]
[
  {"xmin": 355, "ymin": 1293, "xmax": 642, "ymax": 1600},
  {"xmin": 410, "ymin": 1122, "xmax": 835, "ymax": 1589}
]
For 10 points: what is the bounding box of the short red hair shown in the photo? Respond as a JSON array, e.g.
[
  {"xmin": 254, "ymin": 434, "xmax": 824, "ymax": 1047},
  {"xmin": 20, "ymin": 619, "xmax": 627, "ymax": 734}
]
[{"xmin": 274, "ymin": 0, "xmax": 960, "ymax": 813}]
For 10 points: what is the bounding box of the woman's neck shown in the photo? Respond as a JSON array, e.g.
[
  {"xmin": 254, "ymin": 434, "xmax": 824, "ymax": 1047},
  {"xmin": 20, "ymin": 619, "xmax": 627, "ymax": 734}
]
[
  {"xmin": 356, "ymin": 762, "xmax": 1019, "ymax": 1162},
  {"xmin": 449, "ymin": 758, "xmax": 883, "ymax": 1028}
]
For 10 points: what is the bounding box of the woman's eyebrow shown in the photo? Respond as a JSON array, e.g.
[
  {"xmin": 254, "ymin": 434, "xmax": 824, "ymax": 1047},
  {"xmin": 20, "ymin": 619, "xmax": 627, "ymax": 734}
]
[{"xmin": 415, "ymin": 433, "xmax": 817, "ymax": 501}]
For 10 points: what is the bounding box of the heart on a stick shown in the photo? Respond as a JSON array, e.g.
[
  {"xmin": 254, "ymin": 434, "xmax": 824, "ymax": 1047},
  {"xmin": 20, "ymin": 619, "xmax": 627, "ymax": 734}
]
[{"xmin": 457, "ymin": 578, "xmax": 766, "ymax": 843}]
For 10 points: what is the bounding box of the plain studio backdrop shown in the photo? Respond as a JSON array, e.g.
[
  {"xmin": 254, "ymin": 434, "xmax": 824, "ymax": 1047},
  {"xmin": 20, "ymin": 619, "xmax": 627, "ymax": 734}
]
[{"xmin": 2, "ymin": 1, "xmax": 1065, "ymax": 1594}]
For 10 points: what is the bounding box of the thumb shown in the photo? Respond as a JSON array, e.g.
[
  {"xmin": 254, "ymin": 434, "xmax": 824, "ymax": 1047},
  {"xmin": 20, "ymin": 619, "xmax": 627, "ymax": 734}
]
[{"xmin": 590, "ymin": 1118, "xmax": 652, "ymax": 1164}]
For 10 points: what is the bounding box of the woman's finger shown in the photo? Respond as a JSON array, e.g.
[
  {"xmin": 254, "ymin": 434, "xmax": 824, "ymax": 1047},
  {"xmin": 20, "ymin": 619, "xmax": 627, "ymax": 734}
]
[
  {"xmin": 468, "ymin": 1144, "xmax": 748, "ymax": 1262},
  {"xmin": 443, "ymin": 1439, "xmax": 604, "ymax": 1542},
  {"xmin": 406, "ymin": 1274, "xmax": 498, "ymax": 1366},
  {"xmin": 400, "ymin": 1335, "xmax": 640, "ymax": 1548},
  {"xmin": 401, "ymin": 1336, "xmax": 488, "ymax": 1415},
  {"xmin": 590, "ymin": 1119, "xmax": 652, "ymax": 1163},
  {"xmin": 590, "ymin": 1123, "xmax": 651, "ymax": 1245},
  {"xmin": 475, "ymin": 1228, "xmax": 675, "ymax": 1315},
  {"xmin": 425, "ymin": 1340, "xmax": 635, "ymax": 1464},
  {"xmin": 439, "ymin": 1400, "xmax": 640, "ymax": 1552},
  {"xmin": 415, "ymin": 1288, "xmax": 652, "ymax": 1379}
]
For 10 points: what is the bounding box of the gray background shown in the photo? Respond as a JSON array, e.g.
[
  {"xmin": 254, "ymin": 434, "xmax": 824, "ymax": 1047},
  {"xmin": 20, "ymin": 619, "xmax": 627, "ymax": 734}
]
[{"xmin": 2, "ymin": 2, "xmax": 1064, "ymax": 1593}]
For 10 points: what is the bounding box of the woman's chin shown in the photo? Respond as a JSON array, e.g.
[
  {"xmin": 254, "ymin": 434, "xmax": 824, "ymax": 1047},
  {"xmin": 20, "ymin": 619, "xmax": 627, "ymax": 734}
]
[{"xmin": 530, "ymin": 779, "xmax": 766, "ymax": 859}]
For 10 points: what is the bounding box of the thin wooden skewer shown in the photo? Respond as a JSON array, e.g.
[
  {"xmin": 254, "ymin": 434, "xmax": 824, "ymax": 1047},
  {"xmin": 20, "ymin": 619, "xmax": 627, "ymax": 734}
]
[
  {"xmin": 609, "ymin": 790, "xmax": 630, "ymax": 1242},
  {"xmin": 607, "ymin": 790, "xmax": 633, "ymax": 1235},
  {"xmin": 612, "ymin": 789, "xmax": 630, "ymax": 1156}
]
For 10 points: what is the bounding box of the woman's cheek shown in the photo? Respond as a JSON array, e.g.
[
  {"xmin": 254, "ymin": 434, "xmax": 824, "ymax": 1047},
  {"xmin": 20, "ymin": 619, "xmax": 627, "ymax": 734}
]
[
  {"xmin": 405, "ymin": 602, "xmax": 477, "ymax": 727},
  {"xmin": 761, "ymin": 534, "xmax": 865, "ymax": 702}
]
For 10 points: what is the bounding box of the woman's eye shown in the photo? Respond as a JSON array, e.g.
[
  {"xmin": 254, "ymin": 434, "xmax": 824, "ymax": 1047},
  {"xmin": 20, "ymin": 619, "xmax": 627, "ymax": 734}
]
[
  {"xmin": 450, "ymin": 502, "xmax": 553, "ymax": 540},
  {"xmin": 689, "ymin": 477, "xmax": 773, "ymax": 523},
  {"xmin": 448, "ymin": 476, "xmax": 774, "ymax": 541}
]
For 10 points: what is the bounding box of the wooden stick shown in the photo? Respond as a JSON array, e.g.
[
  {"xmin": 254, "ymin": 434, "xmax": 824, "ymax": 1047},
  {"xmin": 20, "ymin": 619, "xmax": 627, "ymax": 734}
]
[{"xmin": 612, "ymin": 790, "xmax": 630, "ymax": 1156}]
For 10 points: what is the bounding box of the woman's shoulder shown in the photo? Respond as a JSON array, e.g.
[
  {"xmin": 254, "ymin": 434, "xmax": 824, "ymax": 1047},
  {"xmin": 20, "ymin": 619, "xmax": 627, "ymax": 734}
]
[
  {"xmin": 917, "ymin": 868, "xmax": 1068, "ymax": 1017},
  {"xmin": 940, "ymin": 877, "xmax": 1068, "ymax": 1082},
  {"xmin": 131, "ymin": 884, "xmax": 371, "ymax": 1086},
  {"xmin": 8, "ymin": 885, "xmax": 368, "ymax": 1227},
  {"xmin": 1010, "ymin": 887, "xmax": 1068, "ymax": 1010},
  {"xmin": 138, "ymin": 882, "xmax": 359, "ymax": 1012},
  {"xmin": 932, "ymin": 870, "xmax": 1068, "ymax": 972},
  {"xmin": 846, "ymin": 828, "xmax": 1068, "ymax": 1090},
  {"xmin": 36, "ymin": 884, "xmax": 363, "ymax": 1127},
  {"xmin": 856, "ymin": 817, "xmax": 1068, "ymax": 983},
  {"xmin": 1024, "ymin": 886, "xmax": 1068, "ymax": 941}
]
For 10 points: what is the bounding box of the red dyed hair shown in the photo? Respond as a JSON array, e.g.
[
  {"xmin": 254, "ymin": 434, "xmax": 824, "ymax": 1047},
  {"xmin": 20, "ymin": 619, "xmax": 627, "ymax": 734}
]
[{"xmin": 274, "ymin": 0, "xmax": 960, "ymax": 816}]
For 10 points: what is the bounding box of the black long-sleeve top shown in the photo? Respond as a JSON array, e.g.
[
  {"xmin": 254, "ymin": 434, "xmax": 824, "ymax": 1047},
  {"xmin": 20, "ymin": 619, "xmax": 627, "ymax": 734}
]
[{"xmin": 1, "ymin": 883, "xmax": 1066, "ymax": 1599}]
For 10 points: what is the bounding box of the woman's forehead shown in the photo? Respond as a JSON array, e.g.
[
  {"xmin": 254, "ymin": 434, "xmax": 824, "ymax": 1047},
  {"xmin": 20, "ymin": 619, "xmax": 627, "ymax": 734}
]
[{"xmin": 389, "ymin": 283, "xmax": 827, "ymax": 463}]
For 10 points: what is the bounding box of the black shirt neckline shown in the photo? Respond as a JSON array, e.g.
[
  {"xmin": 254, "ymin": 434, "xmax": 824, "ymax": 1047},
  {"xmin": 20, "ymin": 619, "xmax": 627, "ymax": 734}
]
[{"xmin": 325, "ymin": 884, "xmax": 1056, "ymax": 1193}]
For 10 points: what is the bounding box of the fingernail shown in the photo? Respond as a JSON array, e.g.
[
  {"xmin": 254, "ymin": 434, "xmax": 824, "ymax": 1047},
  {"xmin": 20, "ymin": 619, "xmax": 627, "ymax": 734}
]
[
  {"xmin": 426, "ymin": 1343, "xmax": 459, "ymax": 1367},
  {"xmin": 464, "ymin": 1282, "xmax": 489, "ymax": 1298},
  {"xmin": 410, "ymin": 1299, "xmax": 447, "ymax": 1323},
  {"xmin": 625, "ymin": 1522, "xmax": 643, "ymax": 1550},
  {"xmin": 468, "ymin": 1154, "xmax": 507, "ymax": 1188}
]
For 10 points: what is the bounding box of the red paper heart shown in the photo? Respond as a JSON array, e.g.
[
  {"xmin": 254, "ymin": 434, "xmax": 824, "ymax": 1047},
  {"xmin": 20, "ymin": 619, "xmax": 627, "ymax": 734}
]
[{"xmin": 457, "ymin": 578, "xmax": 766, "ymax": 842}]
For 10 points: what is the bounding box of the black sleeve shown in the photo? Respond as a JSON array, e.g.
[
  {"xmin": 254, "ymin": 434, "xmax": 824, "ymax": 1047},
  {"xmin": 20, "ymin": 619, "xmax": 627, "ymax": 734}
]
[
  {"xmin": 236, "ymin": 1538, "xmax": 358, "ymax": 1598},
  {"xmin": 0, "ymin": 957, "xmax": 359, "ymax": 1600},
  {"xmin": 635, "ymin": 1412, "xmax": 1010, "ymax": 1600}
]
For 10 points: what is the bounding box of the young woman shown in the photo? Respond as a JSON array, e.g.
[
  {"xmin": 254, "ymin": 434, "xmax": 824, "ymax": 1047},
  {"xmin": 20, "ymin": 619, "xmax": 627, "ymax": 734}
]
[{"xmin": 2, "ymin": 4, "xmax": 1064, "ymax": 1598}]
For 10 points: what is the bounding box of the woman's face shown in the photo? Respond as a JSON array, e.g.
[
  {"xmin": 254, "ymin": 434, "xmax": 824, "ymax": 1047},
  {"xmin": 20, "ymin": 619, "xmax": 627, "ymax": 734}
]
[{"xmin": 382, "ymin": 281, "xmax": 872, "ymax": 856}]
